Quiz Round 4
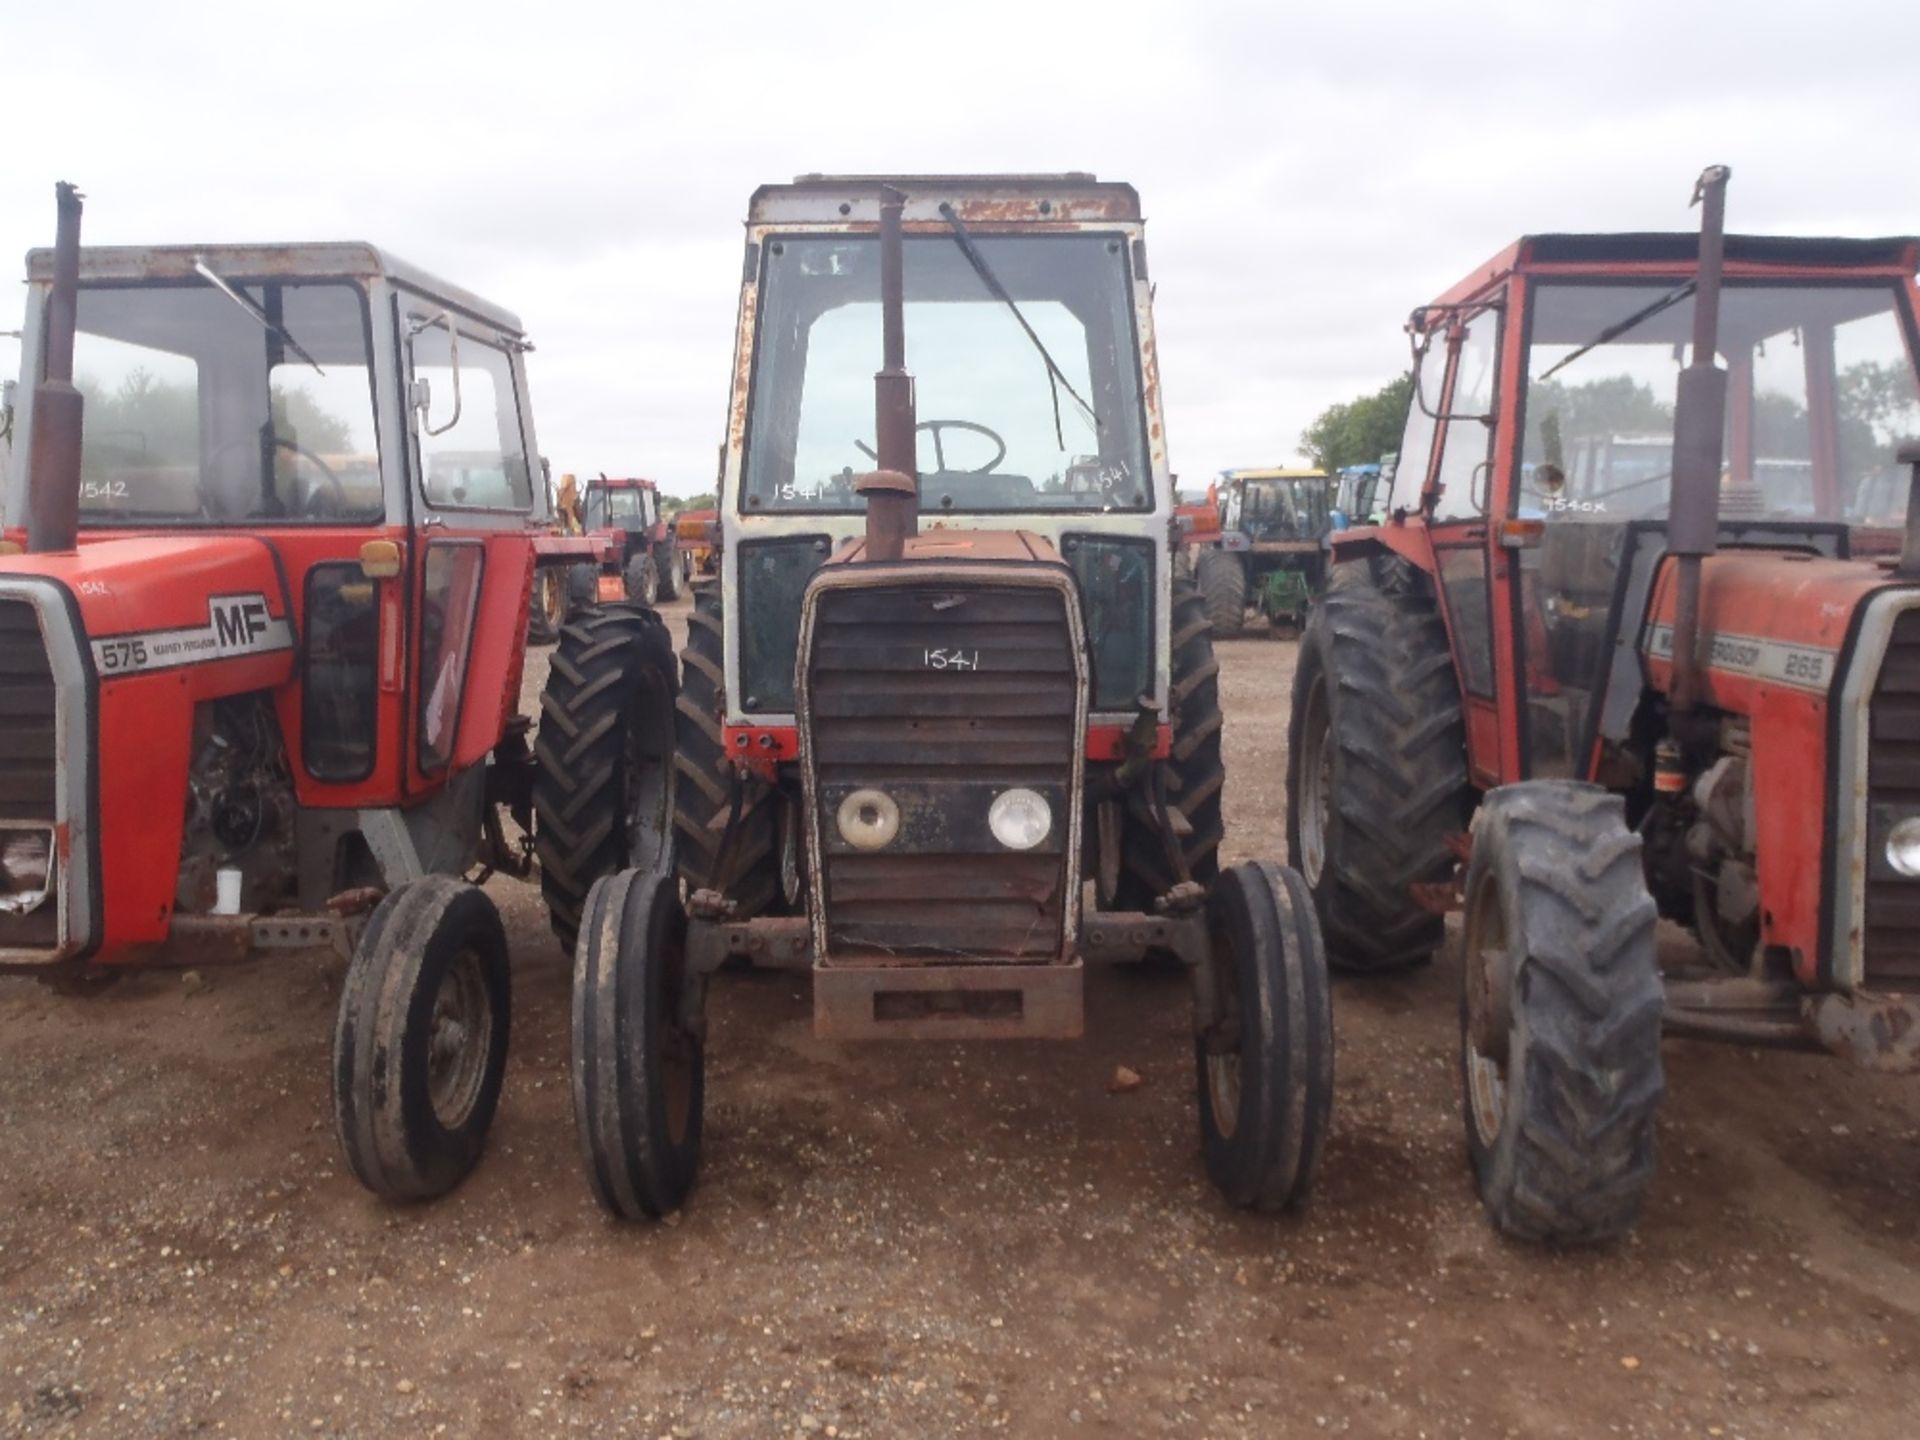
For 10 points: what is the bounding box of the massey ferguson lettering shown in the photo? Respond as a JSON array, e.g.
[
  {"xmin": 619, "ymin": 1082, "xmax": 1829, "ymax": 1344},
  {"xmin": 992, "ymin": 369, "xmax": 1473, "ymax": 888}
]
[{"xmin": 91, "ymin": 593, "xmax": 293, "ymax": 676}]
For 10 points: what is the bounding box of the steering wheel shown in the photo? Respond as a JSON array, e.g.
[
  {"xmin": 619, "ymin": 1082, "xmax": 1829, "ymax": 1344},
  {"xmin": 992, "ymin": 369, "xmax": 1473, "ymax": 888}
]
[
  {"xmin": 204, "ymin": 435, "xmax": 348, "ymax": 517},
  {"xmin": 855, "ymin": 419, "xmax": 1008, "ymax": 476}
]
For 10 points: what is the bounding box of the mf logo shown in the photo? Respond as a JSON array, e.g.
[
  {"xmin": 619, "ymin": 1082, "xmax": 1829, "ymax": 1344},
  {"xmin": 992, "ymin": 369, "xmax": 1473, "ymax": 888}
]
[{"xmin": 211, "ymin": 595, "xmax": 272, "ymax": 650}]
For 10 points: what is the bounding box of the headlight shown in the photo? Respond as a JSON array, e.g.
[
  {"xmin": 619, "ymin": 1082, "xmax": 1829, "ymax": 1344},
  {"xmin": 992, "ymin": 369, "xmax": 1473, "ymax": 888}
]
[
  {"xmin": 988, "ymin": 788, "xmax": 1052, "ymax": 851},
  {"xmin": 836, "ymin": 788, "xmax": 900, "ymax": 851},
  {"xmin": 1888, "ymin": 816, "xmax": 1920, "ymax": 878},
  {"xmin": 0, "ymin": 827, "xmax": 54, "ymax": 916}
]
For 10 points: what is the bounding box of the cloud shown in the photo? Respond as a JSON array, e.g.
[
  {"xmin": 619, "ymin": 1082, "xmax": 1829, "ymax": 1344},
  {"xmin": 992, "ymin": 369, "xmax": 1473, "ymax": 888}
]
[{"xmin": 4, "ymin": 0, "xmax": 1916, "ymax": 490}]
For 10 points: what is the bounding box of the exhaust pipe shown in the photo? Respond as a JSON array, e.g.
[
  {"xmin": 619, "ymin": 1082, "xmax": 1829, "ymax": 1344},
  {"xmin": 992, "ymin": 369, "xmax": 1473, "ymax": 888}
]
[
  {"xmin": 26, "ymin": 183, "xmax": 85, "ymax": 556},
  {"xmin": 853, "ymin": 184, "xmax": 917, "ymax": 562},
  {"xmin": 1665, "ymin": 165, "xmax": 1731, "ymax": 715}
]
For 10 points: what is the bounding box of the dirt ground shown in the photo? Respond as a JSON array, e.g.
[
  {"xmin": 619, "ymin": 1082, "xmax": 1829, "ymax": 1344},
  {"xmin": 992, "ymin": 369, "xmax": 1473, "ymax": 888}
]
[{"xmin": 3, "ymin": 599, "xmax": 1919, "ymax": 1439}]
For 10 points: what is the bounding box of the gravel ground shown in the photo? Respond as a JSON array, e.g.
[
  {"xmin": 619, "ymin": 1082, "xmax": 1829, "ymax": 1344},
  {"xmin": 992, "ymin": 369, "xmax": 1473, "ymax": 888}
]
[{"xmin": 2, "ymin": 597, "xmax": 1918, "ymax": 1438}]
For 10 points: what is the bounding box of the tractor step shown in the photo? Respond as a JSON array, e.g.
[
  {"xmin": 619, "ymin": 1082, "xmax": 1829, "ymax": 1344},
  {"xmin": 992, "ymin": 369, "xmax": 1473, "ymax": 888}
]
[{"xmin": 813, "ymin": 958, "xmax": 1083, "ymax": 1040}]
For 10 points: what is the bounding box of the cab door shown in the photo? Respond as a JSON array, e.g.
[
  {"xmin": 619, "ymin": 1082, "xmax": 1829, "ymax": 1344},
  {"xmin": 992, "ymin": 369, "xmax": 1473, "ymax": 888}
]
[{"xmin": 398, "ymin": 299, "xmax": 539, "ymax": 794}]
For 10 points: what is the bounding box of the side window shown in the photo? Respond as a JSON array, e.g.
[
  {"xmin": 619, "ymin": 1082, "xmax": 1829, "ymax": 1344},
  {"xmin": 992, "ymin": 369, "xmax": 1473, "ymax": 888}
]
[
  {"xmin": 418, "ymin": 542, "xmax": 486, "ymax": 773},
  {"xmin": 1386, "ymin": 388, "xmax": 1438, "ymax": 515},
  {"xmin": 1433, "ymin": 309, "xmax": 1501, "ymax": 522},
  {"xmin": 408, "ymin": 315, "xmax": 532, "ymax": 510}
]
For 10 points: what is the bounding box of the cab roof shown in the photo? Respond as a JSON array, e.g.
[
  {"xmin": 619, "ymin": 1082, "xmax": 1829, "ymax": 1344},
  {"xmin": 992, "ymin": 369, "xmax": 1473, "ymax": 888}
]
[
  {"xmin": 1222, "ymin": 467, "xmax": 1327, "ymax": 482},
  {"xmin": 25, "ymin": 242, "xmax": 524, "ymax": 336},
  {"xmin": 748, "ymin": 174, "xmax": 1141, "ymax": 228},
  {"xmin": 1428, "ymin": 232, "xmax": 1920, "ymax": 310}
]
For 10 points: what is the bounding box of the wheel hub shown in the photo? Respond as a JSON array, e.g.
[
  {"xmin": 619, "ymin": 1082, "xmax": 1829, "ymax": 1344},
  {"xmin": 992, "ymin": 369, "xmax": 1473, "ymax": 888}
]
[{"xmin": 427, "ymin": 947, "xmax": 493, "ymax": 1129}]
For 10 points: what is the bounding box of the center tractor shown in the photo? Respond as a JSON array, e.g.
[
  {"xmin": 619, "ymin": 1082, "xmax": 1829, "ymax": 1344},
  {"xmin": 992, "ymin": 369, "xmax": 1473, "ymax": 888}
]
[
  {"xmin": 2, "ymin": 186, "xmax": 670, "ymax": 1202},
  {"xmin": 567, "ymin": 174, "xmax": 1334, "ymax": 1220},
  {"xmin": 1191, "ymin": 466, "xmax": 1334, "ymax": 634},
  {"xmin": 1288, "ymin": 167, "xmax": 1920, "ymax": 1244}
]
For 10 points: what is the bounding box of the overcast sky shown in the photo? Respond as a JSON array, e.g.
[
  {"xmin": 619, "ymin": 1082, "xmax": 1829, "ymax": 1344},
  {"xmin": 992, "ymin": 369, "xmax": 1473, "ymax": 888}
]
[{"xmin": 5, "ymin": 0, "xmax": 1917, "ymax": 495}]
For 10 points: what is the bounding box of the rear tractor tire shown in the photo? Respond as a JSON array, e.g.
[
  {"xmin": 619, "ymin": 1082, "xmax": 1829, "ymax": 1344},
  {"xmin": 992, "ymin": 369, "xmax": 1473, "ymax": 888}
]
[
  {"xmin": 674, "ymin": 584, "xmax": 784, "ymax": 917},
  {"xmin": 332, "ymin": 877, "xmax": 511, "ymax": 1202},
  {"xmin": 1287, "ymin": 554, "xmax": 1471, "ymax": 973},
  {"xmin": 1196, "ymin": 861, "xmax": 1334, "ymax": 1212},
  {"xmin": 1195, "ymin": 548, "xmax": 1246, "ymax": 636},
  {"xmin": 1113, "ymin": 577, "xmax": 1224, "ymax": 908},
  {"xmin": 534, "ymin": 603, "xmax": 679, "ymax": 954},
  {"xmin": 1460, "ymin": 782, "xmax": 1665, "ymax": 1246},
  {"xmin": 572, "ymin": 867, "xmax": 705, "ymax": 1219}
]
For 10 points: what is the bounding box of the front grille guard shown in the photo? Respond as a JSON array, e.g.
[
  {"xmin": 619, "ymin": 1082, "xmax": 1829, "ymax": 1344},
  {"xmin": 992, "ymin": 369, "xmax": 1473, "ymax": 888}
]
[
  {"xmin": 792, "ymin": 561, "xmax": 1090, "ymax": 966},
  {"xmin": 0, "ymin": 576, "xmax": 95, "ymax": 966},
  {"xmin": 1830, "ymin": 587, "xmax": 1920, "ymax": 990}
]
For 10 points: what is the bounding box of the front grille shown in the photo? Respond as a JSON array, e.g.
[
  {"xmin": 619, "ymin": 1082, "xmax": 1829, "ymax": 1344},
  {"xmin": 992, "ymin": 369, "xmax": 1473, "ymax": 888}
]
[
  {"xmin": 1864, "ymin": 607, "xmax": 1920, "ymax": 987},
  {"xmin": 805, "ymin": 582, "xmax": 1079, "ymax": 960},
  {"xmin": 0, "ymin": 598, "xmax": 60, "ymax": 949}
]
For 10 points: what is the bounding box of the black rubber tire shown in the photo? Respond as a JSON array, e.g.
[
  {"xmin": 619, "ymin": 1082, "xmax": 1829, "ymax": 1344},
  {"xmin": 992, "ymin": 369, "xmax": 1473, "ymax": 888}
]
[
  {"xmin": 1195, "ymin": 548, "xmax": 1246, "ymax": 636},
  {"xmin": 1460, "ymin": 782, "xmax": 1665, "ymax": 1246},
  {"xmin": 566, "ymin": 561, "xmax": 597, "ymax": 609},
  {"xmin": 1114, "ymin": 578, "xmax": 1225, "ymax": 907},
  {"xmin": 673, "ymin": 584, "xmax": 782, "ymax": 917},
  {"xmin": 624, "ymin": 554, "xmax": 659, "ymax": 608},
  {"xmin": 534, "ymin": 604, "xmax": 679, "ymax": 953},
  {"xmin": 655, "ymin": 544, "xmax": 683, "ymax": 602},
  {"xmin": 572, "ymin": 867, "xmax": 704, "ymax": 1219},
  {"xmin": 332, "ymin": 877, "xmax": 511, "ymax": 1202},
  {"xmin": 528, "ymin": 566, "xmax": 568, "ymax": 646},
  {"xmin": 1196, "ymin": 861, "xmax": 1334, "ymax": 1212},
  {"xmin": 1287, "ymin": 553, "xmax": 1471, "ymax": 972}
]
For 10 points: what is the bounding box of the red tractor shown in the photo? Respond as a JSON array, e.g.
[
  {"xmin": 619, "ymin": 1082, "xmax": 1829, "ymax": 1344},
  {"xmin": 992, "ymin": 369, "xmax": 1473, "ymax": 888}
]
[
  {"xmin": 575, "ymin": 474, "xmax": 682, "ymax": 606},
  {"xmin": 1289, "ymin": 167, "xmax": 1920, "ymax": 1244},
  {"xmin": 1, "ymin": 186, "xmax": 672, "ymax": 1201}
]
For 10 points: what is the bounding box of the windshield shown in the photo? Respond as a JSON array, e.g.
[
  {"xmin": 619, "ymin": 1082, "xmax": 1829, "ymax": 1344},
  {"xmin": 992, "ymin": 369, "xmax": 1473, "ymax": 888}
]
[
  {"xmin": 68, "ymin": 280, "xmax": 380, "ymax": 525},
  {"xmin": 1519, "ymin": 281, "xmax": 1920, "ymax": 526},
  {"xmin": 585, "ymin": 487, "xmax": 644, "ymax": 528},
  {"xmin": 1242, "ymin": 478, "xmax": 1331, "ymax": 540},
  {"xmin": 743, "ymin": 232, "xmax": 1150, "ymax": 513}
]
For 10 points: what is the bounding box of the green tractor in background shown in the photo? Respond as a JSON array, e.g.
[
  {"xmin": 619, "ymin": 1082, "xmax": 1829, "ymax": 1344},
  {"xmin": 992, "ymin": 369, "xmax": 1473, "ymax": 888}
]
[{"xmin": 1189, "ymin": 466, "xmax": 1334, "ymax": 635}]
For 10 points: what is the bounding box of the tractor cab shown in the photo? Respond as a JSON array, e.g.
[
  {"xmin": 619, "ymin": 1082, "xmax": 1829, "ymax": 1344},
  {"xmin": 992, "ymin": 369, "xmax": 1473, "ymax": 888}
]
[
  {"xmin": 575, "ymin": 475, "xmax": 680, "ymax": 605},
  {"xmin": 1220, "ymin": 467, "xmax": 1333, "ymax": 546}
]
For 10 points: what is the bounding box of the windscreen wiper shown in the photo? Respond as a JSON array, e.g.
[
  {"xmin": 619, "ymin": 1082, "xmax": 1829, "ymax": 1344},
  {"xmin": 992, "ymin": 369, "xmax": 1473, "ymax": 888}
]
[
  {"xmin": 1540, "ymin": 279, "xmax": 1696, "ymax": 380},
  {"xmin": 192, "ymin": 257, "xmax": 325, "ymax": 376},
  {"xmin": 937, "ymin": 202, "xmax": 1098, "ymax": 448}
]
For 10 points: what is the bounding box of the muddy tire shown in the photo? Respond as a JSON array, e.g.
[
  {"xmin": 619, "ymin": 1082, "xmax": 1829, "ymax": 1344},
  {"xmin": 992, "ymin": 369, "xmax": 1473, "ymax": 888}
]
[
  {"xmin": 1287, "ymin": 554, "xmax": 1470, "ymax": 973},
  {"xmin": 528, "ymin": 566, "xmax": 568, "ymax": 646},
  {"xmin": 332, "ymin": 877, "xmax": 510, "ymax": 1202},
  {"xmin": 1195, "ymin": 548, "xmax": 1246, "ymax": 636},
  {"xmin": 1196, "ymin": 862, "xmax": 1333, "ymax": 1212},
  {"xmin": 1460, "ymin": 782, "xmax": 1664, "ymax": 1246},
  {"xmin": 534, "ymin": 604, "xmax": 679, "ymax": 953},
  {"xmin": 674, "ymin": 585, "xmax": 782, "ymax": 917},
  {"xmin": 1114, "ymin": 578, "xmax": 1225, "ymax": 907},
  {"xmin": 572, "ymin": 867, "xmax": 704, "ymax": 1219},
  {"xmin": 624, "ymin": 554, "xmax": 659, "ymax": 608}
]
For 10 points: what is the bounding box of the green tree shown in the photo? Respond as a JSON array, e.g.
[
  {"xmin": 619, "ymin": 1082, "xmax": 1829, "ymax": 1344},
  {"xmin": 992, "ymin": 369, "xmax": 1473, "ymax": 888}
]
[
  {"xmin": 660, "ymin": 491, "xmax": 717, "ymax": 517},
  {"xmin": 1301, "ymin": 373, "xmax": 1413, "ymax": 471}
]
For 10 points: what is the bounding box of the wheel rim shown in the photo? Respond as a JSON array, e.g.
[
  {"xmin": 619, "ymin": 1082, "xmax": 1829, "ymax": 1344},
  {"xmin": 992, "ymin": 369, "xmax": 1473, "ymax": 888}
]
[
  {"xmin": 539, "ymin": 570, "xmax": 566, "ymax": 626},
  {"xmin": 427, "ymin": 947, "xmax": 493, "ymax": 1130},
  {"xmin": 1463, "ymin": 875, "xmax": 1509, "ymax": 1145},
  {"xmin": 1298, "ymin": 674, "xmax": 1333, "ymax": 887}
]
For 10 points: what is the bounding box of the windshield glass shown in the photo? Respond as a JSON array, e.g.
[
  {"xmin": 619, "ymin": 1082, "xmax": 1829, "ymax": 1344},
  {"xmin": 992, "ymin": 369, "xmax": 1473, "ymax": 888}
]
[
  {"xmin": 1242, "ymin": 477, "xmax": 1331, "ymax": 540},
  {"xmin": 1519, "ymin": 281, "xmax": 1920, "ymax": 526},
  {"xmin": 743, "ymin": 232, "xmax": 1149, "ymax": 513},
  {"xmin": 585, "ymin": 487, "xmax": 644, "ymax": 528},
  {"xmin": 70, "ymin": 280, "xmax": 381, "ymax": 524}
]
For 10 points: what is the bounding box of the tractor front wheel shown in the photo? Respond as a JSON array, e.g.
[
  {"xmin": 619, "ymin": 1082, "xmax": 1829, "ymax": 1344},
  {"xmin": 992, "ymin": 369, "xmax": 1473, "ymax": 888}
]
[
  {"xmin": 332, "ymin": 877, "xmax": 511, "ymax": 1201},
  {"xmin": 1195, "ymin": 861, "xmax": 1334, "ymax": 1212},
  {"xmin": 1460, "ymin": 782, "xmax": 1665, "ymax": 1245},
  {"xmin": 528, "ymin": 565, "xmax": 568, "ymax": 645},
  {"xmin": 624, "ymin": 553, "xmax": 660, "ymax": 608},
  {"xmin": 655, "ymin": 546, "xmax": 683, "ymax": 602},
  {"xmin": 572, "ymin": 866, "xmax": 705, "ymax": 1219}
]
